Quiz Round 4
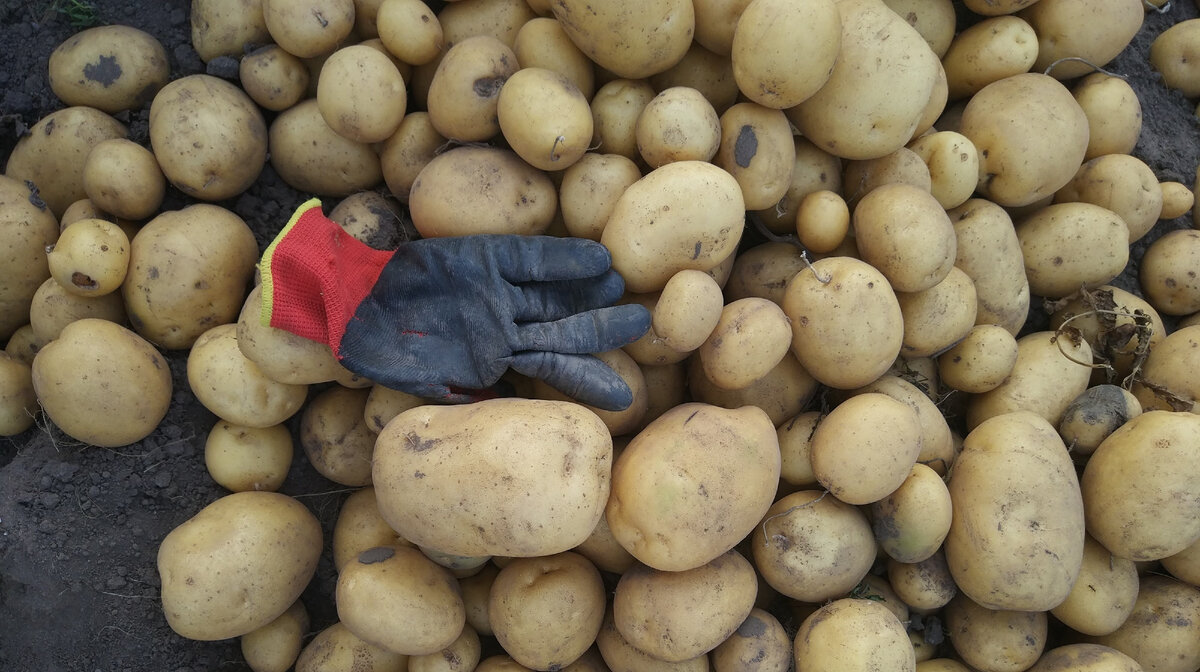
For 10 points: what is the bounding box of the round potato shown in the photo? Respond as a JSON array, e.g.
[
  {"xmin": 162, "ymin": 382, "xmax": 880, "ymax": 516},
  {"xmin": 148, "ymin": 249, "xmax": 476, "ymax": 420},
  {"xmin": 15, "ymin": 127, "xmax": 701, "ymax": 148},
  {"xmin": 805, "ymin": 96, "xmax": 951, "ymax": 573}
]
[
  {"xmin": 407, "ymin": 624, "xmax": 481, "ymax": 672},
  {"xmin": 1090, "ymin": 575, "xmax": 1200, "ymax": 672},
  {"xmin": 559, "ymin": 153, "xmax": 642, "ymax": 242},
  {"xmin": 595, "ymin": 607, "xmax": 710, "ymax": 672},
  {"xmin": 1016, "ymin": 202, "xmax": 1130, "ymax": 300},
  {"xmin": 1054, "ymin": 154, "xmax": 1163, "ymax": 243},
  {"xmin": 589, "ymin": 78, "xmax": 656, "ymax": 162},
  {"xmin": 81, "ymin": 138, "xmax": 165, "ymax": 221},
  {"xmin": 328, "ymin": 191, "xmax": 416, "ymax": 251},
  {"xmin": 1028, "ymin": 644, "xmax": 1143, "ymax": 672},
  {"xmin": 190, "ymin": 0, "xmax": 271, "ymax": 63},
  {"xmin": 236, "ymin": 286, "xmax": 354, "ymax": 387},
  {"xmin": 269, "ymin": 99, "xmax": 383, "ymax": 197},
  {"xmin": 887, "ymin": 551, "xmax": 958, "ymax": 613},
  {"xmin": 295, "ymin": 622, "xmax": 410, "ymax": 672},
  {"xmin": 698, "ymin": 298, "xmax": 792, "ymax": 390},
  {"xmin": 713, "ymin": 102, "xmax": 796, "ymax": 210},
  {"xmin": 1160, "ymin": 181, "xmax": 1194, "ymax": 219},
  {"xmin": 654, "ymin": 269, "xmax": 724, "ymax": 353},
  {"xmin": 906, "ymin": 131, "xmax": 980, "ymax": 210},
  {"xmin": 426, "ymin": 35, "xmax": 518, "ymax": 142},
  {"xmin": 262, "ymin": 0, "xmax": 354, "ymax": 58},
  {"xmin": 204, "ymin": 421, "xmax": 293, "ymax": 493},
  {"xmin": 897, "ymin": 267, "xmax": 978, "ymax": 359},
  {"xmin": 1057, "ymin": 385, "xmax": 1142, "ymax": 458},
  {"xmin": 755, "ymin": 136, "xmax": 843, "ymax": 234},
  {"xmin": 1073, "ymin": 73, "xmax": 1143, "ymax": 161},
  {"xmin": 240, "ymin": 600, "xmax": 309, "ymax": 672},
  {"xmin": 794, "ymin": 190, "xmax": 850, "ymax": 254},
  {"xmin": 550, "ymin": 0, "xmax": 693, "ymax": 79},
  {"xmin": 187, "ymin": 323, "xmax": 309, "ymax": 428},
  {"xmin": 28, "ymin": 276, "xmax": 126, "ymax": 344},
  {"xmin": 811, "ymin": 393, "xmax": 922, "ymax": 506},
  {"xmin": 1050, "ymin": 534, "xmax": 1139, "ymax": 637},
  {"xmin": 793, "ymin": 598, "xmax": 915, "ymax": 672},
  {"xmin": 331, "ymin": 487, "xmax": 411, "ymax": 573},
  {"xmin": 377, "ymin": 0, "xmax": 443, "ymax": 65},
  {"xmin": 48, "ymin": 24, "xmax": 169, "ymax": 113},
  {"xmin": 498, "ymin": 67, "xmax": 592, "ymax": 171},
  {"xmin": 317, "ymin": 45, "xmax": 408, "ymax": 144},
  {"xmin": 1022, "ymin": 0, "xmax": 1143, "ymax": 80},
  {"xmin": 730, "ymin": 0, "xmax": 839, "ymax": 109},
  {"xmin": 710, "ymin": 608, "xmax": 791, "ymax": 672},
  {"xmin": 841, "ymin": 147, "xmax": 932, "ymax": 210},
  {"xmin": 1150, "ymin": 18, "xmax": 1200, "ymax": 98},
  {"xmin": 46, "ymin": 217, "xmax": 129, "ymax": 297},
  {"xmin": 300, "ymin": 386, "xmax": 376, "ymax": 487},
  {"xmin": 239, "ymin": 45, "xmax": 309, "ymax": 112},
  {"xmin": 512, "ymin": 16, "xmax": 594, "ymax": 99},
  {"xmin": 379, "ymin": 112, "xmax": 448, "ymax": 204},
  {"xmin": 1139, "ymin": 229, "xmax": 1200, "ymax": 316},
  {"xmin": 853, "ymin": 183, "xmax": 956, "ymax": 293},
  {"xmin": 942, "ymin": 16, "xmax": 1038, "ymax": 102},
  {"xmin": 871, "ymin": 463, "xmax": 953, "ymax": 564},
  {"xmin": 649, "ymin": 41, "xmax": 740, "ymax": 115},
  {"xmin": 158, "ymin": 491, "xmax": 322, "ymax": 641},
  {"xmin": 687, "ymin": 351, "xmax": 819, "ymax": 427},
  {"xmin": 944, "ymin": 593, "xmax": 1047, "ymax": 672},
  {"xmin": 635, "ymin": 86, "xmax": 722, "ymax": 168}
]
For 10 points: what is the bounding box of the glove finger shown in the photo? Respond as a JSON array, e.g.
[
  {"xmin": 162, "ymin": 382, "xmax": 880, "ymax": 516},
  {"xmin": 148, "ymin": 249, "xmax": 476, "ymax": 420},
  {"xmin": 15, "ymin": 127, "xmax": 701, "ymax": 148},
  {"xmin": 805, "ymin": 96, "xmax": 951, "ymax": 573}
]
[
  {"xmin": 515, "ymin": 269, "xmax": 626, "ymax": 322},
  {"xmin": 514, "ymin": 303, "xmax": 651, "ymax": 354},
  {"xmin": 506, "ymin": 351, "xmax": 635, "ymax": 411},
  {"xmin": 492, "ymin": 235, "xmax": 614, "ymax": 283}
]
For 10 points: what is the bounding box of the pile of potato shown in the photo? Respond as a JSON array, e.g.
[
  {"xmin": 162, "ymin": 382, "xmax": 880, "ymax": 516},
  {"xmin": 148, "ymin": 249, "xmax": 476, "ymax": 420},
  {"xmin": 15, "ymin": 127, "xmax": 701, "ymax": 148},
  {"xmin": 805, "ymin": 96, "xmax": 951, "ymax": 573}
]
[{"xmin": 4, "ymin": 0, "xmax": 1200, "ymax": 670}]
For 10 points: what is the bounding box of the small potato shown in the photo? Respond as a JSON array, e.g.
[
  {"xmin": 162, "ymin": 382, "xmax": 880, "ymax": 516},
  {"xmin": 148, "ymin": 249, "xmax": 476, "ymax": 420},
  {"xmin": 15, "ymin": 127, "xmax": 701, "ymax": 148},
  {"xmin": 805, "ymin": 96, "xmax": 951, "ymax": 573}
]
[
  {"xmin": 331, "ymin": 487, "xmax": 410, "ymax": 573},
  {"xmin": 794, "ymin": 190, "xmax": 849, "ymax": 254},
  {"xmin": 613, "ymin": 551, "xmax": 758, "ymax": 662},
  {"xmin": 317, "ymin": 45, "xmax": 408, "ymax": 144},
  {"xmin": 649, "ymin": 42, "xmax": 739, "ymax": 115},
  {"xmin": 239, "ymin": 45, "xmax": 309, "ymax": 112},
  {"xmin": 963, "ymin": 0, "xmax": 1038, "ymax": 15},
  {"xmin": 906, "ymin": 131, "xmax": 979, "ymax": 210},
  {"xmin": 1016, "ymin": 202, "xmax": 1130, "ymax": 300},
  {"xmin": 29, "ymin": 276, "xmax": 126, "ymax": 344},
  {"xmin": 187, "ymin": 324, "xmax": 309, "ymax": 428},
  {"xmin": 241, "ymin": 600, "xmax": 309, "ymax": 672},
  {"xmin": 498, "ymin": 67, "xmax": 592, "ymax": 171},
  {"xmin": 620, "ymin": 293, "xmax": 691, "ymax": 367},
  {"xmin": 301, "ymin": 386, "xmax": 376, "ymax": 487},
  {"xmin": 752, "ymin": 490, "xmax": 876, "ymax": 602},
  {"xmin": 550, "ymin": 0, "xmax": 693, "ymax": 79},
  {"xmin": 881, "ymin": 0, "xmax": 956, "ymax": 57},
  {"xmin": 1073, "ymin": 73, "xmax": 1143, "ymax": 161},
  {"xmin": 730, "ymin": 0, "xmax": 839, "ymax": 109},
  {"xmin": 1160, "ymin": 181, "xmax": 1194, "ymax": 219},
  {"xmin": 1028, "ymin": 644, "xmax": 1143, "ymax": 672},
  {"xmin": 777, "ymin": 411, "xmax": 821, "ymax": 488},
  {"xmin": 1057, "ymin": 385, "xmax": 1142, "ymax": 457},
  {"xmin": 654, "ymin": 270, "xmax": 724, "ymax": 353},
  {"xmin": 944, "ymin": 593, "xmax": 1047, "ymax": 672},
  {"xmin": 687, "ymin": 352, "xmax": 819, "ymax": 427},
  {"xmin": 692, "ymin": 0, "xmax": 752, "ymax": 55},
  {"xmin": 158, "ymin": 491, "xmax": 322, "ymax": 641},
  {"xmin": 47, "ymin": 217, "xmax": 129, "ymax": 297},
  {"xmin": 436, "ymin": 0, "xmax": 537, "ymax": 49},
  {"xmin": 724, "ymin": 242, "xmax": 807, "ymax": 305},
  {"xmin": 637, "ymin": 362, "xmax": 687, "ymax": 432},
  {"xmin": 1050, "ymin": 535, "xmax": 1139, "ymax": 637},
  {"xmin": 0, "ymin": 353, "xmax": 37, "ymax": 437},
  {"xmin": 269, "ymin": 99, "xmax": 383, "ymax": 197},
  {"xmin": 1150, "ymin": 18, "xmax": 1200, "ymax": 98},
  {"xmin": 941, "ymin": 16, "xmax": 1038, "ymax": 101},
  {"xmin": 377, "ymin": 0, "xmax": 443, "ymax": 66},
  {"xmin": 948, "ymin": 198, "xmax": 1030, "ymax": 334},
  {"xmin": 792, "ymin": 598, "xmax": 915, "ymax": 672},
  {"xmin": 853, "ymin": 183, "xmax": 957, "ymax": 293},
  {"xmin": 1055, "ymin": 154, "xmax": 1163, "ymax": 243},
  {"xmin": 379, "ymin": 112, "xmax": 446, "ymax": 203},
  {"xmin": 887, "ymin": 551, "xmax": 958, "ymax": 613},
  {"xmin": 1090, "ymin": 575, "xmax": 1200, "ymax": 672},
  {"xmin": 559, "ymin": 153, "xmax": 642, "ymax": 241},
  {"xmin": 82, "ymin": 138, "xmax": 165, "ymax": 221},
  {"xmin": 781, "ymin": 256, "xmax": 904, "ymax": 389},
  {"xmin": 589, "ymin": 78, "xmax": 656, "ymax": 162},
  {"xmin": 336, "ymin": 545, "xmax": 465, "ymax": 655},
  {"xmin": 1139, "ymin": 229, "xmax": 1200, "ymax": 316},
  {"xmin": 870, "ymin": 463, "xmax": 953, "ymax": 564},
  {"xmin": 852, "ymin": 374, "xmax": 954, "ymax": 472},
  {"xmin": 490, "ymin": 552, "xmax": 605, "ymax": 669},
  {"xmin": 754, "ymin": 136, "xmax": 843, "ymax": 234},
  {"xmin": 263, "ymin": 0, "xmax": 354, "ymax": 58},
  {"xmin": 897, "ymin": 267, "xmax": 978, "ymax": 359},
  {"xmin": 513, "ymin": 17, "xmax": 594, "ymax": 99},
  {"xmin": 204, "ymin": 421, "xmax": 293, "ymax": 493},
  {"xmin": 363, "ymin": 385, "xmax": 424, "ymax": 434},
  {"xmin": 1131, "ymin": 325, "xmax": 1200, "ymax": 414},
  {"xmin": 426, "ymin": 35, "xmax": 519, "ymax": 142},
  {"xmin": 713, "ymin": 102, "xmax": 796, "ymax": 210},
  {"xmin": 636, "ymin": 86, "xmax": 722, "ymax": 168},
  {"xmin": 811, "ymin": 393, "xmax": 923, "ymax": 506},
  {"xmin": 236, "ymin": 286, "xmax": 353, "ymax": 387},
  {"xmin": 408, "ymin": 624, "xmax": 481, "ymax": 672},
  {"xmin": 48, "ymin": 25, "xmax": 169, "ymax": 113},
  {"xmin": 190, "ymin": 0, "xmax": 271, "ymax": 63},
  {"xmin": 698, "ymin": 298, "xmax": 792, "ymax": 390},
  {"xmin": 1022, "ymin": 0, "xmax": 1143, "ymax": 80},
  {"xmin": 709, "ymin": 608, "xmax": 791, "ymax": 672},
  {"xmin": 295, "ymin": 622, "xmax": 410, "ymax": 672},
  {"xmin": 329, "ymin": 191, "xmax": 417, "ymax": 251},
  {"xmin": 966, "ymin": 330, "xmax": 1093, "ymax": 430}
]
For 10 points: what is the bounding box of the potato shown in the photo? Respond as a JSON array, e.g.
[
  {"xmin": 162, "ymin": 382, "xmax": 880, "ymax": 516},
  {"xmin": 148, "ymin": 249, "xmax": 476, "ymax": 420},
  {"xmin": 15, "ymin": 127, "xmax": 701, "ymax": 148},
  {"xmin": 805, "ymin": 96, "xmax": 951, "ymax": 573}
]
[
  {"xmin": 559, "ymin": 153, "xmax": 642, "ymax": 242},
  {"xmin": 709, "ymin": 608, "xmax": 791, "ymax": 672},
  {"xmin": 241, "ymin": 600, "xmax": 309, "ymax": 672},
  {"xmin": 1163, "ymin": 537, "xmax": 1200, "ymax": 586},
  {"xmin": 123, "ymin": 204, "xmax": 258, "ymax": 349},
  {"xmin": 374, "ymin": 399, "xmax": 611, "ymax": 557},
  {"xmin": 595, "ymin": 607, "xmax": 710, "ymax": 672},
  {"xmin": 28, "ymin": 275, "xmax": 126, "ymax": 343},
  {"xmin": 1090, "ymin": 575, "xmax": 1200, "ymax": 672},
  {"xmin": 1073, "ymin": 73, "xmax": 1143, "ymax": 161},
  {"xmin": 754, "ymin": 136, "xmax": 843, "ymax": 234},
  {"xmin": 941, "ymin": 16, "xmax": 1037, "ymax": 102},
  {"xmin": 963, "ymin": 0, "xmax": 1037, "ymax": 15},
  {"xmin": 654, "ymin": 270, "xmax": 724, "ymax": 353},
  {"xmin": 1150, "ymin": 18, "xmax": 1200, "ymax": 98},
  {"xmin": 730, "ymin": 0, "xmax": 839, "ymax": 109},
  {"xmin": 316, "ymin": 45, "xmax": 407, "ymax": 145},
  {"xmin": 649, "ymin": 42, "xmax": 739, "ymax": 115},
  {"xmin": 944, "ymin": 593, "xmax": 1047, "ymax": 672},
  {"xmin": 961, "ymin": 73, "xmax": 1090, "ymax": 207},
  {"xmin": 691, "ymin": 0, "xmax": 751, "ymax": 55},
  {"xmin": 458, "ymin": 564, "xmax": 500, "ymax": 637},
  {"xmin": 328, "ymin": 191, "xmax": 415, "ymax": 251},
  {"xmin": 1138, "ymin": 229, "xmax": 1200, "ymax": 316},
  {"xmin": 841, "ymin": 147, "xmax": 932, "ymax": 209},
  {"xmin": 269, "ymin": 99, "xmax": 383, "ymax": 196},
  {"xmin": 777, "ymin": 411, "xmax": 820, "ymax": 488},
  {"xmin": 1016, "ymin": 202, "xmax": 1130, "ymax": 300},
  {"xmin": 4, "ymin": 106, "xmax": 127, "ymax": 218},
  {"xmin": 436, "ymin": 0, "xmax": 536, "ymax": 49},
  {"xmin": 149, "ymin": 75, "xmax": 266, "ymax": 201},
  {"xmin": 512, "ymin": 16, "xmax": 594, "ymax": 99},
  {"xmin": 1131, "ymin": 324, "xmax": 1200, "ymax": 413},
  {"xmin": 781, "ymin": 256, "xmax": 904, "ymax": 389},
  {"xmin": 697, "ymin": 298, "xmax": 792, "ymax": 390},
  {"xmin": 896, "ymin": 267, "xmax": 977, "ymax": 359},
  {"xmin": 331, "ymin": 487, "xmax": 410, "ymax": 572},
  {"xmin": 235, "ymin": 286, "xmax": 354, "ymax": 387},
  {"xmin": 190, "ymin": 0, "xmax": 270, "ymax": 62},
  {"xmin": 1057, "ymin": 385, "xmax": 1142, "ymax": 457},
  {"xmin": 713, "ymin": 102, "xmax": 796, "ymax": 210},
  {"xmin": 295, "ymin": 622, "xmax": 409, "ymax": 672},
  {"xmin": 187, "ymin": 324, "xmax": 309, "ymax": 428},
  {"xmin": 906, "ymin": 131, "xmax": 979, "ymax": 210},
  {"xmin": 262, "ymin": 0, "xmax": 353, "ymax": 58},
  {"xmin": 204, "ymin": 421, "xmax": 293, "ymax": 493},
  {"xmin": 1054, "ymin": 154, "xmax": 1163, "ymax": 244},
  {"xmin": 853, "ymin": 183, "xmax": 956, "ymax": 293},
  {"xmin": 425, "ymin": 35, "xmax": 518, "ymax": 142},
  {"xmin": 377, "ymin": 0, "xmax": 443, "ymax": 65},
  {"xmin": 793, "ymin": 190, "xmax": 850, "ymax": 254},
  {"xmin": 239, "ymin": 45, "xmax": 309, "ymax": 112},
  {"xmin": 1160, "ymin": 181, "xmax": 1194, "ymax": 219},
  {"xmin": 409, "ymin": 146, "xmax": 555, "ymax": 237},
  {"xmin": 0, "ymin": 176, "xmax": 59, "ymax": 341},
  {"xmin": 300, "ymin": 386, "xmax": 376, "ymax": 487},
  {"xmin": 48, "ymin": 25, "xmax": 169, "ymax": 113},
  {"xmin": 946, "ymin": 411, "xmax": 1086, "ymax": 611},
  {"xmin": 723, "ymin": 242, "xmax": 805, "ymax": 305},
  {"xmin": 550, "ymin": 0, "xmax": 692, "ymax": 79},
  {"xmin": 158, "ymin": 491, "xmax": 322, "ymax": 640},
  {"xmin": 882, "ymin": 0, "xmax": 956, "ymax": 57},
  {"xmin": 1048, "ymin": 285, "xmax": 1166, "ymax": 382},
  {"xmin": 334, "ymin": 545, "xmax": 465, "ymax": 656},
  {"xmin": 966, "ymin": 330, "xmax": 1093, "ymax": 430},
  {"xmin": 1027, "ymin": 644, "xmax": 1143, "ymax": 672},
  {"xmin": 948, "ymin": 198, "xmax": 1030, "ymax": 335},
  {"xmin": 785, "ymin": 0, "xmax": 940, "ymax": 161},
  {"xmin": 1022, "ymin": 0, "xmax": 1143, "ymax": 80},
  {"xmin": 489, "ymin": 552, "xmax": 605, "ymax": 669},
  {"xmin": 635, "ymin": 86, "xmax": 721, "ymax": 168},
  {"xmin": 614, "ymin": 551, "xmax": 758, "ymax": 662},
  {"xmin": 887, "ymin": 551, "xmax": 958, "ymax": 613},
  {"xmin": 601, "ymin": 161, "xmax": 744, "ymax": 293},
  {"xmin": 619, "ymin": 293, "xmax": 691, "ymax": 367},
  {"xmin": 1050, "ymin": 534, "xmax": 1139, "ymax": 637},
  {"xmin": 687, "ymin": 351, "xmax": 819, "ymax": 426},
  {"xmin": 811, "ymin": 393, "xmax": 922, "ymax": 505},
  {"xmin": 44, "ymin": 216, "xmax": 127, "ymax": 299},
  {"xmin": 752, "ymin": 490, "xmax": 876, "ymax": 602},
  {"xmin": 407, "ymin": 625, "xmax": 481, "ymax": 672},
  {"xmin": 1082, "ymin": 410, "xmax": 1200, "ymax": 561},
  {"xmin": 871, "ymin": 463, "xmax": 952, "ymax": 564},
  {"xmin": 0, "ymin": 352, "xmax": 37, "ymax": 437},
  {"xmin": 589, "ymin": 78, "xmax": 656, "ymax": 162},
  {"xmin": 498, "ymin": 67, "xmax": 592, "ymax": 171},
  {"xmin": 792, "ymin": 598, "xmax": 916, "ymax": 672},
  {"xmin": 362, "ymin": 385, "xmax": 424, "ymax": 434},
  {"xmin": 79, "ymin": 138, "xmax": 164, "ymax": 221},
  {"xmin": 379, "ymin": 112, "xmax": 447, "ymax": 203}
]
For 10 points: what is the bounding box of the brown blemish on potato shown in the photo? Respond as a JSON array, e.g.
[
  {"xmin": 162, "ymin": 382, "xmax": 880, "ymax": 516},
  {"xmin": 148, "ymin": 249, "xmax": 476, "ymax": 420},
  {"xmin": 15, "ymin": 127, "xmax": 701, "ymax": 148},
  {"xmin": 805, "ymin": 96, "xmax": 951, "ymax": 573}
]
[
  {"xmin": 71, "ymin": 272, "xmax": 97, "ymax": 289},
  {"xmin": 737, "ymin": 614, "xmax": 766, "ymax": 638},
  {"xmin": 734, "ymin": 125, "xmax": 758, "ymax": 168},
  {"xmin": 357, "ymin": 546, "xmax": 395, "ymax": 564},
  {"xmin": 83, "ymin": 54, "xmax": 122, "ymax": 86},
  {"xmin": 404, "ymin": 431, "xmax": 438, "ymax": 452},
  {"xmin": 473, "ymin": 76, "xmax": 506, "ymax": 98}
]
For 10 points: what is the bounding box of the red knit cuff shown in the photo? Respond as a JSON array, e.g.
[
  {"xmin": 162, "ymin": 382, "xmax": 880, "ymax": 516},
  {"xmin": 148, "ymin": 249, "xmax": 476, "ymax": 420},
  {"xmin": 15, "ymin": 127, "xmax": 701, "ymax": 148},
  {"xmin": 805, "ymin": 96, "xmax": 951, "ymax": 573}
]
[{"xmin": 259, "ymin": 199, "xmax": 393, "ymax": 355}]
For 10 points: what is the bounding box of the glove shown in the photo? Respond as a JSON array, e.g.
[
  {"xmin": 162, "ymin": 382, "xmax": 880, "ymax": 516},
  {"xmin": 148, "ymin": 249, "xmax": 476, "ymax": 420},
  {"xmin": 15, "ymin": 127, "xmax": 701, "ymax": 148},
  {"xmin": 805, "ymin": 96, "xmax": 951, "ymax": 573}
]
[{"xmin": 259, "ymin": 199, "xmax": 651, "ymax": 410}]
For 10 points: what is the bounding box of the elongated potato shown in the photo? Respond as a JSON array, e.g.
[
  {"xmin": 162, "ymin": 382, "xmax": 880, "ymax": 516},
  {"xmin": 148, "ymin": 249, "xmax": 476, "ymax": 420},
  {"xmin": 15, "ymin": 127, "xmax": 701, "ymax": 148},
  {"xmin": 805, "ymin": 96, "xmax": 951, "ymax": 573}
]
[{"xmin": 948, "ymin": 198, "xmax": 1030, "ymax": 335}]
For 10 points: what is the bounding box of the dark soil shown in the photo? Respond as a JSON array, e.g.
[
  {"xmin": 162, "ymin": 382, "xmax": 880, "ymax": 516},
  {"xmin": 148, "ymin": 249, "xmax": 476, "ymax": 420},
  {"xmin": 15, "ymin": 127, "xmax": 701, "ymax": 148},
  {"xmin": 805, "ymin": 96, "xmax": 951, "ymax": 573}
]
[{"xmin": 1, "ymin": 1, "xmax": 1198, "ymax": 671}]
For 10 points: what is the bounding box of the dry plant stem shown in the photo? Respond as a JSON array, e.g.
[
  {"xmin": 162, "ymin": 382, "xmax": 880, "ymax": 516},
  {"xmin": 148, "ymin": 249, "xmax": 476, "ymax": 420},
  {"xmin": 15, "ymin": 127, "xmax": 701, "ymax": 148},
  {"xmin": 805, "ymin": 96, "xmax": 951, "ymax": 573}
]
[
  {"xmin": 1044, "ymin": 56, "xmax": 1128, "ymax": 79},
  {"xmin": 749, "ymin": 215, "xmax": 831, "ymax": 283},
  {"xmin": 759, "ymin": 490, "xmax": 830, "ymax": 546}
]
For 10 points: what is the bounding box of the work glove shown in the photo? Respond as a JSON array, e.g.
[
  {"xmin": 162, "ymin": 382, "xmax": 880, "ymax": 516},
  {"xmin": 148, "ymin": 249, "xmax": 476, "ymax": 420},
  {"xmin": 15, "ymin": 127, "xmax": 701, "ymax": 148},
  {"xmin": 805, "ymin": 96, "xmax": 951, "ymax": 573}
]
[{"xmin": 259, "ymin": 199, "xmax": 651, "ymax": 410}]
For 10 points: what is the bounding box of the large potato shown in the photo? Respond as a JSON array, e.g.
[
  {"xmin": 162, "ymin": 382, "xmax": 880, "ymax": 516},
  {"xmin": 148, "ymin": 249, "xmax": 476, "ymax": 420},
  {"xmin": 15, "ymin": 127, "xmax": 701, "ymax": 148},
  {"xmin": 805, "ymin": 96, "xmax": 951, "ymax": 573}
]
[
  {"xmin": 0, "ymin": 176, "xmax": 59, "ymax": 341},
  {"xmin": 551, "ymin": 0, "xmax": 693, "ymax": 79},
  {"xmin": 811, "ymin": 393, "xmax": 922, "ymax": 506},
  {"xmin": 792, "ymin": 598, "xmax": 915, "ymax": 672},
  {"xmin": 268, "ymin": 99, "xmax": 383, "ymax": 197},
  {"xmin": 1016, "ymin": 203, "xmax": 1130, "ymax": 300},
  {"xmin": 1139, "ymin": 229, "xmax": 1200, "ymax": 316},
  {"xmin": 317, "ymin": 45, "xmax": 407, "ymax": 144},
  {"xmin": 600, "ymin": 161, "xmax": 744, "ymax": 293},
  {"xmin": 897, "ymin": 267, "xmax": 978, "ymax": 359},
  {"xmin": 262, "ymin": 0, "xmax": 354, "ymax": 58},
  {"xmin": 730, "ymin": 0, "xmax": 839, "ymax": 109},
  {"xmin": 1081, "ymin": 410, "xmax": 1200, "ymax": 561},
  {"xmin": 498, "ymin": 67, "xmax": 592, "ymax": 171},
  {"xmin": 426, "ymin": 35, "xmax": 519, "ymax": 142},
  {"xmin": 1090, "ymin": 575, "xmax": 1200, "ymax": 672},
  {"xmin": 1150, "ymin": 18, "xmax": 1200, "ymax": 98},
  {"xmin": 941, "ymin": 16, "xmax": 1038, "ymax": 101},
  {"xmin": 608, "ymin": 403, "xmax": 779, "ymax": 572},
  {"xmin": 946, "ymin": 411, "xmax": 1086, "ymax": 612},
  {"xmin": 1073, "ymin": 73, "xmax": 1143, "ymax": 161},
  {"xmin": 373, "ymin": 399, "xmax": 612, "ymax": 557},
  {"xmin": 32, "ymin": 318, "xmax": 171, "ymax": 447},
  {"xmin": 1021, "ymin": 0, "xmax": 1143, "ymax": 80},
  {"xmin": 81, "ymin": 138, "xmax": 166, "ymax": 221},
  {"xmin": 48, "ymin": 25, "xmax": 169, "ymax": 113},
  {"xmin": 158, "ymin": 491, "xmax": 322, "ymax": 641},
  {"xmin": 853, "ymin": 183, "xmax": 957, "ymax": 293},
  {"xmin": 150, "ymin": 75, "xmax": 267, "ymax": 201}
]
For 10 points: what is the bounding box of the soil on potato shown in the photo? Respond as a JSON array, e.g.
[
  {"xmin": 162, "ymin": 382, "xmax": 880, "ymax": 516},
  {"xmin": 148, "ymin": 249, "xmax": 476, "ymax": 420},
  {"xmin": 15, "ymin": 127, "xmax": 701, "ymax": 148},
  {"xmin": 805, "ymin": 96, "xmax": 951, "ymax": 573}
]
[{"xmin": 0, "ymin": 0, "xmax": 1198, "ymax": 670}]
